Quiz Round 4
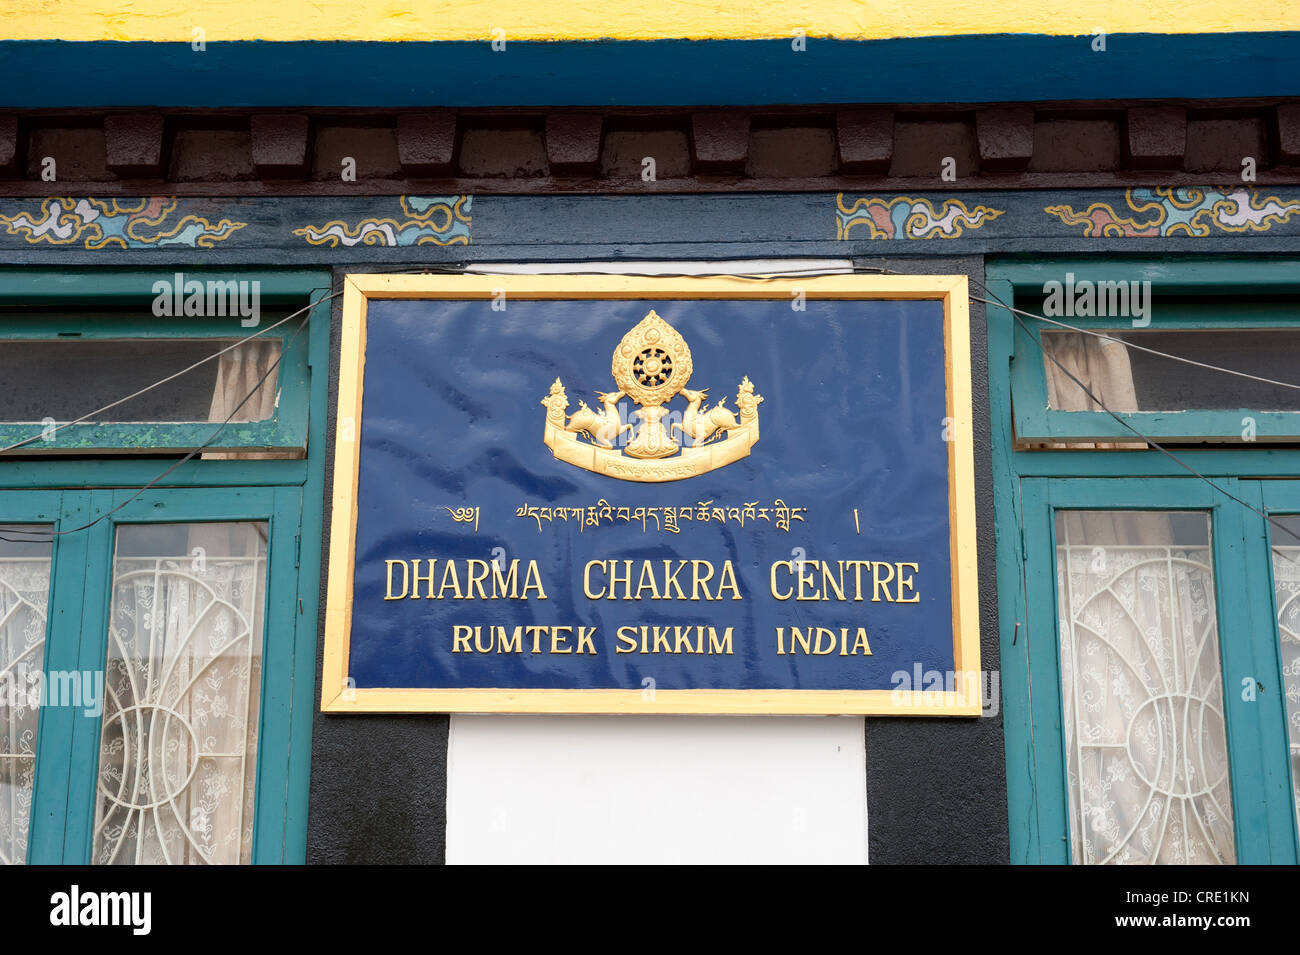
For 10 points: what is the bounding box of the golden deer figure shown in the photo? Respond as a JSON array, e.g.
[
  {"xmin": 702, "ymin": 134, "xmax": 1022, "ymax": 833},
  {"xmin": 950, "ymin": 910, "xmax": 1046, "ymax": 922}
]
[
  {"xmin": 565, "ymin": 390, "xmax": 633, "ymax": 448},
  {"xmin": 671, "ymin": 387, "xmax": 740, "ymax": 446}
]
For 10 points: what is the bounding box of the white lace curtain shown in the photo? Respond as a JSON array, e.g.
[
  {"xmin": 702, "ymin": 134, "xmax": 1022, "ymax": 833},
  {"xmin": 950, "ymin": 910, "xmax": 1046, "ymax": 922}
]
[
  {"xmin": 1056, "ymin": 515, "xmax": 1235, "ymax": 864},
  {"xmin": 1265, "ymin": 548, "xmax": 1300, "ymax": 840},
  {"xmin": 0, "ymin": 559, "xmax": 50, "ymax": 866},
  {"xmin": 92, "ymin": 523, "xmax": 265, "ymax": 865},
  {"xmin": 86, "ymin": 340, "xmax": 279, "ymax": 866},
  {"xmin": 91, "ymin": 342, "xmax": 278, "ymax": 864},
  {"xmin": 1, "ymin": 341, "xmax": 280, "ymax": 866},
  {"xmin": 1047, "ymin": 335, "xmax": 1236, "ymax": 863}
]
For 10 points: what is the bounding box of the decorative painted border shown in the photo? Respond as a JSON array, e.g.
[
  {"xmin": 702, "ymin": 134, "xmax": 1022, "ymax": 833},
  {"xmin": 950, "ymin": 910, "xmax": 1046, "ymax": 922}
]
[
  {"xmin": 0, "ymin": 197, "xmax": 244, "ymax": 248},
  {"xmin": 836, "ymin": 194, "xmax": 1003, "ymax": 240},
  {"xmin": 1045, "ymin": 187, "xmax": 1300, "ymax": 237},
  {"xmin": 321, "ymin": 273, "xmax": 980, "ymax": 715},
  {"xmin": 294, "ymin": 195, "xmax": 471, "ymax": 247},
  {"xmin": 3, "ymin": 190, "xmax": 1300, "ymax": 260}
]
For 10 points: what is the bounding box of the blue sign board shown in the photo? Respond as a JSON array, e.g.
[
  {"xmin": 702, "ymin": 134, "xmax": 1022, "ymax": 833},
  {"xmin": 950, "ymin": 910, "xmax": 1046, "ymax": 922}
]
[{"xmin": 323, "ymin": 275, "xmax": 978, "ymax": 714}]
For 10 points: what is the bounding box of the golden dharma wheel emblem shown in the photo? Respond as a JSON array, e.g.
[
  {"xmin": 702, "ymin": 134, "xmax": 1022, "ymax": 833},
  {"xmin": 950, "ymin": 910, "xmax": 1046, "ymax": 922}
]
[
  {"xmin": 542, "ymin": 309, "xmax": 762, "ymax": 483},
  {"xmin": 612, "ymin": 310, "xmax": 692, "ymax": 409}
]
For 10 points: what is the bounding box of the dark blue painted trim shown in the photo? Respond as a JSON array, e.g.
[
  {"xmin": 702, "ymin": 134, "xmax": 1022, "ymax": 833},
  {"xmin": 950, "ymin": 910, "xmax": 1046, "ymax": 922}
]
[
  {"xmin": 1, "ymin": 34, "xmax": 1298, "ymax": 108},
  {"xmin": 7, "ymin": 193, "xmax": 1300, "ymax": 266},
  {"xmin": 13, "ymin": 239, "xmax": 1300, "ymax": 268}
]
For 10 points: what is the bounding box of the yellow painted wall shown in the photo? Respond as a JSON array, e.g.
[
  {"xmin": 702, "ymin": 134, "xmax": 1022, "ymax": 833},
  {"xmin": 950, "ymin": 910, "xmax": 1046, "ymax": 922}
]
[{"xmin": 7, "ymin": 0, "xmax": 1300, "ymax": 42}]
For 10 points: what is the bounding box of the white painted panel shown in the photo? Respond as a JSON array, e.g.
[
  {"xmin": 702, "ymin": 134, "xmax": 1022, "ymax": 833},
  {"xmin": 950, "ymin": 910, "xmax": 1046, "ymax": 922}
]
[
  {"xmin": 446, "ymin": 715, "xmax": 867, "ymax": 864},
  {"xmin": 446, "ymin": 258, "xmax": 867, "ymax": 865},
  {"xmin": 466, "ymin": 258, "xmax": 854, "ymax": 277}
]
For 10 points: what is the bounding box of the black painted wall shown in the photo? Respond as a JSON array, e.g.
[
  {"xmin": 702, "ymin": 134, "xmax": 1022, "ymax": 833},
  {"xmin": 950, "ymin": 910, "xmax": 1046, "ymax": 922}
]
[
  {"xmin": 304, "ymin": 250, "xmax": 1008, "ymax": 864},
  {"xmin": 857, "ymin": 255, "xmax": 1007, "ymax": 864},
  {"xmin": 307, "ymin": 271, "xmax": 450, "ymax": 865}
]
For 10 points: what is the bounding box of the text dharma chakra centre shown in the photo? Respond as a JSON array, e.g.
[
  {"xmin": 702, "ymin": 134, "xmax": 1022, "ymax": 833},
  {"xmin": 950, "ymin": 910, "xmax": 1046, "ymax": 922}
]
[{"xmin": 381, "ymin": 556, "xmax": 922, "ymax": 657}]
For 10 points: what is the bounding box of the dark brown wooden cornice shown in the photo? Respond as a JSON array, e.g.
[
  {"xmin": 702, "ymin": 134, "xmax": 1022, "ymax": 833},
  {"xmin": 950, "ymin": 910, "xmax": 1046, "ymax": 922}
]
[{"xmin": 1, "ymin": 101, "xmax": 1298, "ymax": 195}]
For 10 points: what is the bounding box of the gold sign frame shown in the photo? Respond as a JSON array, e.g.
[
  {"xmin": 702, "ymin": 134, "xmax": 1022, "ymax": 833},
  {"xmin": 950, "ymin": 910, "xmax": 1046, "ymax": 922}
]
[{"xmin": 322, "ymin": 273, "xmax": 980, "ymax": 715}]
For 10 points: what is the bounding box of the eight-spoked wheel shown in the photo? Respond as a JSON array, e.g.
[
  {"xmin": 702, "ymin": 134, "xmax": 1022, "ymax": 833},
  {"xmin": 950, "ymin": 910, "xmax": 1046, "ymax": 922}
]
[{"xmin": 633, "ymin": 347, "xmax": 673, "ymax": 387}]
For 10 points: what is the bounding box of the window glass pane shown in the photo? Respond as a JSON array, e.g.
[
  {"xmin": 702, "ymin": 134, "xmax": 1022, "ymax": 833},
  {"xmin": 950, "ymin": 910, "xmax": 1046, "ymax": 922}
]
[
  {"xmin": 1266, "ymin": 515, "xmax": 1300, "ymax": 840},
  {"xmin": 93, "ymin": 522, "xmax": 266, "ymax": 865},
  {"xmin": 1054, "ymin": 510, "xmax": 1235, "ymax": 864},
  {"xmin": 0, "ymin": 338, "xmax": 281, "ymax": 423},
  {"xmin": 1042, "ymin": 329, "xmax": 1300, "ymax": 413},
  {"xmin": 0, "ymin": 525, "xmax": 52, "ymax": 866}
]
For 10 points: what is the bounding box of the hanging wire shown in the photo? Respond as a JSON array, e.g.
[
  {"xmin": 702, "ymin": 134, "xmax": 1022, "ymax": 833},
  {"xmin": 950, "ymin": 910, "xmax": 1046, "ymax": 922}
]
[
  {"xmin": 0, "ymin": 262, "xmax": 486, "ymax": 455},
  {"xmin": 0, "ymin": 263, "xmax": 480, "ymax": 542},
  {"xmin": 470, "ymin": 263, "xmax": 1300, "ymax": 393},
  {"xmin": 968, "ymin": 293, "xmax": 1300, "ymax": 392},
  {"xmin": 0, "ymin": 313, "xmax": 309, "ymax": 542},
  {"xmin": 966, "ymin": 273, "xmax": 1300, "ymax": 552},
  {"xmin": 7, "ymin": 262, "xmax": 1300, "ymax": 459},
  {"xmin": 0, "ymin": 297, "xmax": 323, "ymax": 454},
  {"xmin": 5, "ymin": 260, "xmax": 1300, "ymax": 551}
]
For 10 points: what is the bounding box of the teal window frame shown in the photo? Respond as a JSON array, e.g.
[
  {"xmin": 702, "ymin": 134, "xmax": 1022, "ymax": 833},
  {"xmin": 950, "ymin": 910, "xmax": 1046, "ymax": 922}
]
[
  {"xmin": 0, "ymin": 269, "xmax": 319, "ymax": 454},
  {"xmin": 0, "ymin": 268, "xmax": 331, "ymax": 864},
  {"xmin": 1014, "ymin": 477, "xmax": 1296, "ymax": 863},
  {"xmin": 22, "ymin": 487, "xmax": 302, "ymax": 863},
  {"xmin": 989, "ymin": 257, "xmax": 1300, "ymax": 864},
  {"xmin": 1002, "ymin": 259, "xmax": 1300, "ymax": 444}
]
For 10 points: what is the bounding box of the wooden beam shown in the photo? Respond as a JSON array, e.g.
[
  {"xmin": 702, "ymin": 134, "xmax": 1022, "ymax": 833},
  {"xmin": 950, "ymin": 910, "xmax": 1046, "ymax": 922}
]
[
  {"xmin": 250, "ymin": 113, "xmax": 311, "ymax": 178},
  {"xmin": 544, "ymin": 114, "xmax": 603, "ymax": 176},
  {"xmin": 976, "ymin": 107, "xmax": 1034, "ymax": 172},
  {"xmin": 0, "ymin": 114, "xmax": 17, "ymax": 176},
  {"xmin": 396, "ymin": 113, "xmax": 458, "ymax": 177},
  {"xmin": 1126, "ymin": 106, "xmax": 1187, "ymax": 169},
  {"xmin": 691, "ymin": 112, "xmax": 749, "ymax": 174},
  {"xmin": 104, "ymin": 113, "xmax": 165, "ymax": 177},
  {"xmin": 1278, "ymin": 104, "xmax": 1300, "ymax": 165},
  {"xmin": 836, "ymin": 109, "xmax": 893, "ymax": 174}
]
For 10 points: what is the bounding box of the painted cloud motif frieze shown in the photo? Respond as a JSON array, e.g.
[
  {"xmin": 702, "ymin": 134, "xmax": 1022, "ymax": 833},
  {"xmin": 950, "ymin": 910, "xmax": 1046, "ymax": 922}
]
[{"xmin": 0, "ymin": 197, "xmax": 244, "ymax": 249}]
